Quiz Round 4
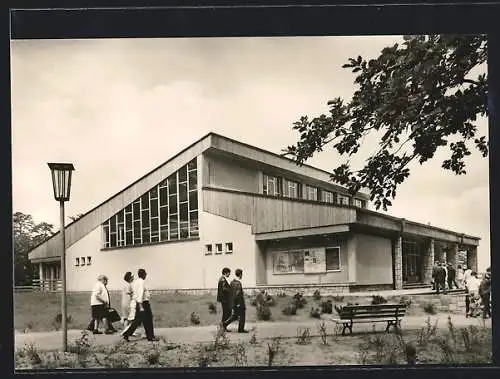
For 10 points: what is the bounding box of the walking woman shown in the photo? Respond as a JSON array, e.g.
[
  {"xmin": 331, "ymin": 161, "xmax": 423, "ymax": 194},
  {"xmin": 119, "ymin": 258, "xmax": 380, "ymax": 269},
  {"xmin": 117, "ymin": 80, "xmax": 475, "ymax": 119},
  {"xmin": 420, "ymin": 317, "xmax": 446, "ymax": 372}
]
[
  {"xmin": 121, "ymin": 271, "xmax": 134, "ymax": 329},
  {"xmin": 90, "ymin": 275, "xmax": 111, "ymax": 334}
]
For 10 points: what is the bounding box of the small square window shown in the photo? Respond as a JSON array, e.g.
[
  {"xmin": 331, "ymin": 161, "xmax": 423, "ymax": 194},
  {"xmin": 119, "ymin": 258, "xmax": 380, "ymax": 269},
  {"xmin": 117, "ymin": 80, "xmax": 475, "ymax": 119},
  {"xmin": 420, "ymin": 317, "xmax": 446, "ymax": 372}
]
[
  {"xmin": 81, "ymin": 257, "xmax": 86, "ymax": 265},
  {"xmin": 75, "ymin": 258, "xmax": 80, "ymax": 266},
  {"xmin": 87, "ymin": 256, "xmax": 92, "ymax": 266},
  {"xmin": 205, "ymin": 244, "xmax": 213, "ymax": 255},
  {"xmin": 225, "ymin": 242, "xmax": 233, "ymax": 254},
  {"xmin": 215, "ymin": 243, "xmax": 223, "ymax": 254}
]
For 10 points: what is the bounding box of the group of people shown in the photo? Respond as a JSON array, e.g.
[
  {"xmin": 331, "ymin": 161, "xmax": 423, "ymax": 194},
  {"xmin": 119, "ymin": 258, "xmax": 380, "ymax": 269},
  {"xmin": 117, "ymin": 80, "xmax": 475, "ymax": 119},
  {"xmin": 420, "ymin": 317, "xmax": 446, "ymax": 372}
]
[
  {"xmin": 217, "ymin": 267, "xmax": 249, "ymax": 333},
  {"xmin": 87, "ymin": 269, "xmax": 159, "ymax": 342},
  {"xmin": 432, "ymin": 262, "xmax": 492, "ymax": 318}
]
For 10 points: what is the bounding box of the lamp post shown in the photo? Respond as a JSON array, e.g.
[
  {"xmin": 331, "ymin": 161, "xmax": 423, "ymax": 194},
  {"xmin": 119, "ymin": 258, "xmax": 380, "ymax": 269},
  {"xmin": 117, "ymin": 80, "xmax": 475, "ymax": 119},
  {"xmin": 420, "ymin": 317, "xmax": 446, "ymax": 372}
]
[{"xmin": 48, "ymin": 162, "xmax": 75, "ymax": 352}]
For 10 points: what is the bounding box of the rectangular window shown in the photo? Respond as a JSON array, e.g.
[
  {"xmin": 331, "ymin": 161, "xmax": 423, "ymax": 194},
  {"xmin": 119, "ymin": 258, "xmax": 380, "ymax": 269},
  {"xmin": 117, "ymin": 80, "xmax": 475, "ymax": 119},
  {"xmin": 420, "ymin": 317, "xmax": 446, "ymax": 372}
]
[
  {"xmin": 263, "ymin": 174, "xmax": 282, "ymax": 196},
  {"xmin": 142, "ymin": 228, "xmax": 150, "ymax": 244},
  {"xmin": 117, "ymin": 211, "xmax": 124, "ymax": 223},
  {"xmin": 81, "ymin": 257, "xmax": 86, "ymax": 266},
  {"xmin": 151, "ymin": 217, "xmax": 159, "ymax": 235},
  {"xmin": 75, "ymin": 258, "xmax": 80, "ymax": 266},
  {"xmin": 189, "ymin": 211, "xmax": 199, "ymax": 237},
  {"xmin": 125, "ymin": 204, "xmax": 132, "ymax": 213},
  {"xmin": 150, "ymin": 199, "xmax": 159, "ymax": 217},
  {"xmin": 110, "ymin": 216, "xmax": 117, "ymax": 233},
  {"xmin": 169, "ymin": 217, "xmax": 179, "ymax": 239},
  {"xmin": 322, "ymin": 190, "xmax": 335, "ymax": 203},
  {"xmin": 225, "ymin": 242, "xmax": 233, "ymax": 254},
  {"xmin": 189, "ymin": 191, "xmax": 198, "ymax": 211},
  {"xmin": 306, "ymin": 185, "xmax": 318, "ymax": 201},
  {"xmin": 353, "ymin": 198, "xmax": 365, "ymax": 208},
  {"xmin": 179, "ymin": 203, "xmax": 189, "ymax": 222},
  {"xmin": 326, "ymin": 247, "xmax": 341, "ymax": 271},
  {"xmin": 178, "ymin": 166, "xmax": 188, "ymax": 183},
  {"xmin": 337, "ymin": 194, "xmax": 350, "ymax": 205},
  {"xmin": 160, "ymin": 206, "xmax": 169, "ymax": 225},
  {"xmin": 133, "ymin": 201, "xmax": 140, "ymax": 220},
  {"xmin": 118, "ymin": 225, "xmax": 125, "ymax": 246},
  {"xmin": 103, "ymin": 225, "xmax": 110, "ymax": 248},
  {"xmin": 110, "ymin": 233, "xmax": 117, "ymax": 247},
  {"xmin": 126, "ymin": 231, "xmax": 133, "ymax": 245},
  {"xmin": 160, "ymin": 225, "xmax": 169, "ymax": 241},
  {"xmin": 159, "ymin": 187, "xmax": 168, "ymax": 206},
  {"xmin": 141, "ymin": 194, "xmax": 149, "ymax": 210},
  {"xmin": 180, "ymin": 221, "xmax": 189, "ymax": 239},
  {"xmin": 273, "ymin": 251, "xmax": 305, "ymax": 273},
  {"xmin": 283, "ymin": 179, "xmax": 301, "ymax": 198},
  {"xmin": 87, "ymin": 256, "xmax": 92, "ymax": 266},
  {"xmin": 125, "ymin": 212, "xmax": 133, "ymax": 231},
  {"xmin": 205, "ymin": 244, "xmax": 213, "ymax": 255},
  {"xmin": 188, "ymin": 170, "xmax": 197, "ymax": 190},
  {"xmin": 179, "ymin": 182, "xmax": 188, "ymax": 202},
  {"xmin": 215, "ymin": 243, "xmax": 223, "ymax": 254},
  {"xmin": 142, "ymin": 210, "xmax": 150, "ymax": 227},
  {"xmin": 168, "ymin": 195, "xmax": 178, "ymax": 214},
  {"xmin": 188, "ymin": 158, "xmax": 197, "ymax": 171},
  {"xmin": 168, "ymin": 174, "xmax": 177, "ymax": 194}
]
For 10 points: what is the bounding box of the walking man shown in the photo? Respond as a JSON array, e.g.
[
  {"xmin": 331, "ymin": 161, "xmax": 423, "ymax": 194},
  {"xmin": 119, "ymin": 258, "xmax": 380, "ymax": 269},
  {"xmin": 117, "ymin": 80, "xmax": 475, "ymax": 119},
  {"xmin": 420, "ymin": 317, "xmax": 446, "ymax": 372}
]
[
  {"xmin": 217, "ymin": 267, "xmax": 233, "ymax": 330},
  {"xmin": 447, "ymin": 263, "xmax": 458, "ymax": 290},
  {"xmin": 479, "ymin": 268, "xmax": 491, "ymax": 319},
  {"xmin": 222, "ymin": 269, "xmax": 249, "ymax": 333},
  {"xmin": 121, "ymin": 269, "xmax": 158, "ymax": 342},
  {"xmin": 432, "ymin": 262, "xmax": 446, "ymax": 294}
]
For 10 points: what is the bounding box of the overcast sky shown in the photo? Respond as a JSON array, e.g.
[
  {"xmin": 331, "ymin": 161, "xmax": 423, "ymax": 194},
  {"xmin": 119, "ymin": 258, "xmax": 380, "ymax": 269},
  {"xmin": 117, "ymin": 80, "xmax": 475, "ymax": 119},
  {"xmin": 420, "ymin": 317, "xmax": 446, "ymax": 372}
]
[{"xmin": 11, "ymin": 36, "xmax": 490, "ymax": 270}]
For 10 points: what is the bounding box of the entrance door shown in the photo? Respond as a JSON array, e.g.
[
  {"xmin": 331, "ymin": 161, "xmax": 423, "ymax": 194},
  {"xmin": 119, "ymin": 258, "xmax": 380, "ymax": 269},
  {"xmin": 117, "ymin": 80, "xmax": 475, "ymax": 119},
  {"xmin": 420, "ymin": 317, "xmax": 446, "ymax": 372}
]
[{"xmin": 403, "ymin": 241, "xmax": 421, "ymax": 283}]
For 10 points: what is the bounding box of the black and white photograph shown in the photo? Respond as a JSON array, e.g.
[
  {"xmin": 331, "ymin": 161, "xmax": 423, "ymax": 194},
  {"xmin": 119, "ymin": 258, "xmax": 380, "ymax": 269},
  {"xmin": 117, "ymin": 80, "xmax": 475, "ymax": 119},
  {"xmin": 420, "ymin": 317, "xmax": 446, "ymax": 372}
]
[{"xmin": 11, "ymin": 31, "xmax": 492, "ymax": 368}]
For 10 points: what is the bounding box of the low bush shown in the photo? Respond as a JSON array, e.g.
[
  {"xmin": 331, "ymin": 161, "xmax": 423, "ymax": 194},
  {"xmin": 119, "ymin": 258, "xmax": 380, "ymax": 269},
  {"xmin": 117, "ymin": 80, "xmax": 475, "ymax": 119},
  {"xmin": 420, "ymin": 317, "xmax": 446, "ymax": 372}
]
[
  {"xmin": 266, "ymin": 294, "xmax": 276, "ymax": 307},
  {"xmin": 313, "ymin": 289, "xmax": 321, "ymax": 301},
  {"xmin": 282, "ymin": 303, "xmax": 297, "ymax": 316},
  {"xmin": 296, "ymin": 327, "xmax": 312, "ymax": 345},
  {"xmin": 310, "ymin": 306, "xmax": 322, "ymax": 319},
  {"xmin": 399, "ymin": 296, "xmax": 412, "ymax": 307},
  {"xmin": 208, "ymin": 302, "xmax": 217, "ymax": 314},
  {"xmin": 292, "ymin": 292, "xmax": 308, "ymax": 309},
  {"xmin": 52, "ymin": 313, "xmax": 73, "ymax": 331},
  {"xmin": 256, "ymin": 304, "xmax": 272, "ymax": 321},
  {"xmin": 321, "ymin": 299, "xmax": 333, "ymax": 314},
  {"xmin": 190, "ymin": 312, "xmax": 201, "ymax": 325},
  {"xmin": 423, "ymin": 302, "xmax": 437, "ymax": 315},
  {"xmin": 371, "ymin": 295, "xmax": 388, "ymax": 305}
]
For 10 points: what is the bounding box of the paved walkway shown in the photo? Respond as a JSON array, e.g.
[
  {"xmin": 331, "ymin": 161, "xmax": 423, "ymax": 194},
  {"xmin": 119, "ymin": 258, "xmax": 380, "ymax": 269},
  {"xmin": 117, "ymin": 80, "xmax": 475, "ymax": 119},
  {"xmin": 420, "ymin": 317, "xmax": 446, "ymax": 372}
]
[{"xmin": 15, "ymin": 314, "xmax": 490, "ymax": 351}]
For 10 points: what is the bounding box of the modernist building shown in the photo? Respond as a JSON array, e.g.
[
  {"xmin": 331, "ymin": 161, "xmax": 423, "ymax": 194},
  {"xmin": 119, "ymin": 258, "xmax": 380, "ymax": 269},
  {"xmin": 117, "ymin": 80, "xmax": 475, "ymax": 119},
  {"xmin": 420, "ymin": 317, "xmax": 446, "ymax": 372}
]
[{"xmin": 28, "ymin": 133, "xmax": 480, "ymax": 292}]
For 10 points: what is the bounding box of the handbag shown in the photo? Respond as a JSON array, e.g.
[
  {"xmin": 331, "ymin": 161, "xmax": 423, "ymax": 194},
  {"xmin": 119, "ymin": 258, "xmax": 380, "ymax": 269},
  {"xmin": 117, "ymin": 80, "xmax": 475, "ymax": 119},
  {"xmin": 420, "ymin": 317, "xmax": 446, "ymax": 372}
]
[{"xmin": 107, "ymin": 307, "xmax": 121, "ymax": 323}]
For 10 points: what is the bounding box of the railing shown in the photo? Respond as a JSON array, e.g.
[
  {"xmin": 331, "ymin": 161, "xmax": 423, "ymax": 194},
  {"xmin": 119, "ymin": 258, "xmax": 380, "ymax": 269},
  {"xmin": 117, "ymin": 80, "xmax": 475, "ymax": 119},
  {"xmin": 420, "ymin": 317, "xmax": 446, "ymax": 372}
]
[{"xmin": 30, "ymin": 279, "xmax": 63, "ymax": 292}]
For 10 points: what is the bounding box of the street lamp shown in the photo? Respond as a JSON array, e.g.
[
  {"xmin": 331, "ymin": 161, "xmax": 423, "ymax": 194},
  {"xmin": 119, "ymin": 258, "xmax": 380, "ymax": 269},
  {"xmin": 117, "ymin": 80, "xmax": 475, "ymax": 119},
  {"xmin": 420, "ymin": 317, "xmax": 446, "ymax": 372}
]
[{"xmin": 48, "ymin": 162, "xmax": 75, "ymax": 352}]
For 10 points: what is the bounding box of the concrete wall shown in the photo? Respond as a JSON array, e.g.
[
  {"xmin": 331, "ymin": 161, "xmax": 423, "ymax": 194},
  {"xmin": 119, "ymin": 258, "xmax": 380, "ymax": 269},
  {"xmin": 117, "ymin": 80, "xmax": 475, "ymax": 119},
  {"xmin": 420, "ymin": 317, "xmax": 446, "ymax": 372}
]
[
  {"xmin": 65, "ymin": 210, "xmax": 259, "ymax": 291},
  {"xmin": 204, "ymin": 153, "xmax": 260, "ymax": 193},
  {"xmin": 198, "ymin": 211, "xmax": 258, "ymax": 288},
  {"xmin": 356, "ymin": 233, "xmax": 393, "ymax": 285},
  {"xmin": 264, "ymin": 236, "xmax": 349, "ymax": 286}
]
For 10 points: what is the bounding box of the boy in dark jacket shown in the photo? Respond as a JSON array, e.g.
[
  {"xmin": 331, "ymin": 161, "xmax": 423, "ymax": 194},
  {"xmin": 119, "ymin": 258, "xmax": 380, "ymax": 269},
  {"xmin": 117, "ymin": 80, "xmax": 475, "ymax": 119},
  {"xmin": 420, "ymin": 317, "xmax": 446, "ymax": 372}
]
[
  {"xmin": 479, "ymin": 269, "xmax": 491, "ymax": 319},
  {"xmin": 222, "ymin": 268, "xmax": 248, "ymax": 333},
  {"xmin": 217, "ymin": 267, "xmax": 233, "ymax": 329}
]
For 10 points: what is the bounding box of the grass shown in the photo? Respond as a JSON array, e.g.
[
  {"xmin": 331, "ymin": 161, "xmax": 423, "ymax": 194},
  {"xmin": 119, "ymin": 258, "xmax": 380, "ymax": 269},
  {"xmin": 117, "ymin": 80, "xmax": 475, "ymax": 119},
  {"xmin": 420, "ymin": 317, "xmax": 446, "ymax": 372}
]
[
  {"xmin": 15, "ymin": 319, "xmax": 492, "ymax": 369},
  {"xmin": 14, "ymin": 291, "xmax": 464, "ymax": 333}
]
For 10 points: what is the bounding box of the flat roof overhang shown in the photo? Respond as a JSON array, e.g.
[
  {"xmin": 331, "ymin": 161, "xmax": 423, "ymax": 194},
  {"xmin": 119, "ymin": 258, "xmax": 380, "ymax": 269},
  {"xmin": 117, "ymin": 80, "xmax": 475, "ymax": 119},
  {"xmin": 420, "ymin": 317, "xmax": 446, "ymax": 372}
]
[
  {"xmin": 255, "ymin": 224, "xmax": 350, "ymax": 241},
  {"xmin": 30, "ymin": 256, "xmax": 61, "ymax": 264}
]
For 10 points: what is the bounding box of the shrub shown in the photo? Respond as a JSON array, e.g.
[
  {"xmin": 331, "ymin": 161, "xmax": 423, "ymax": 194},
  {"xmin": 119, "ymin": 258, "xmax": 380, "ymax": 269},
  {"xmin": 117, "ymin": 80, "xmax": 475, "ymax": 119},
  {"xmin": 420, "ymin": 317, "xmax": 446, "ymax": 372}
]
[
  {"xmin": 371, "ymin": 295, "xmax": 388, "ymax": 305},
  {"xmin": 52, "ymin": 313, "xmax": 73, "ymax": 331},
  {"xmin": 23, "ymin": 343, "xmax": 42, "ymax": 365},
  {"xmin": 416, "ymin": 316, "xmax": 438, "ymax": 347},
  {"xmin": 296, "ymin": 327, "xmax": 312, "ymax": 345},
  {"xmin": 233, "ymin": 342, "xmax": 248, "ymax": 366},
  {"xmin": 321, "ymin": 299, "xmax": 333, "ymax": 314},
  {"xmin": 266, "ymin": 336, "xmax": 282, "ymax": 366},
  {"xmin": 423, "ymin": 302, "xmax": 437, "ymax": 315},
  {"xmin": 318, "ymin": 321, "xmax": 328, "ymax": 345},
  {"xmin": 292, "ymin": 292, "xmax": 307, "ymax": 309},
  {"xmin": 256, "ymin": 304, "xmax": 272, "ymax": 321},
  {"xmin": 282, "ymin": 303, "xmax": 297, "ymax": 316},
  {"xmin": 399, "ymin": 296, "xmax": 412, "ymax": 307},
  {"xmin": 144, "ymin": 348, "xmax": 161, "ymax": 365},
  {"xmin": 208, "ymin": 302, "xmax": 217, "ymax": 314},
  {"xmin": 249, "ymin": 331, "xmax": 258, "ymax": 344},
  {"xmin": 313, "ymin": 289, "xmax": 321, "ymax": 300},
  {"xmin": 190, "ymin": 312, "xmax": 201, "ymax": 325},
  {"xmin": 265, "ymin": 294, "xmax": 276, "ymax": 307},
  {"xmin": 310, "ymin": 306, "xmax": 322, "ymax": 319},
  {"xmin": 255, "ymin": 291, "xmax": 266, "ymax": 306}
]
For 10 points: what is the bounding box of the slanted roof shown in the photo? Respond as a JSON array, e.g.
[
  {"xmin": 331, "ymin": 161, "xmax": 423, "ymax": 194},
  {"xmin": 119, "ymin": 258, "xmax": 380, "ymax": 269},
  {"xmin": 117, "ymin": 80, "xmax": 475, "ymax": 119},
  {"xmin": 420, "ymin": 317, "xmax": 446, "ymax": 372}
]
[{"xmin": 29, "ymin": 132, "xmax": 369, "ymax": 261}]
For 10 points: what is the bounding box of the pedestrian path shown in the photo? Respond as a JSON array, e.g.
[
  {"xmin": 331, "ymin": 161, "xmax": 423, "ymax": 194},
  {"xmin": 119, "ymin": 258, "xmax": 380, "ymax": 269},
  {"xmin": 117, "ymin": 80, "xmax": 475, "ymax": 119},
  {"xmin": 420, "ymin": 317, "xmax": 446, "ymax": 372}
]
[{"xmin": 15, "ymin": 313, "xmax": 490, "ymax": 352}]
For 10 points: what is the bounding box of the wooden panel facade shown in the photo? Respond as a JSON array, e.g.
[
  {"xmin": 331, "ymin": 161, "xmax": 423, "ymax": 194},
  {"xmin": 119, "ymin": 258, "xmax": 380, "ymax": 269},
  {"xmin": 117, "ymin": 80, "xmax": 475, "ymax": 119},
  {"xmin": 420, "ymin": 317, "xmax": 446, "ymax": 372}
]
[
  {"xmin": 202, "ymin": 187, "xmax": 357, "ymax": 234},
  {"xmin": 29, "ymin": 137, "xmax": 212, "ymax": 261}
]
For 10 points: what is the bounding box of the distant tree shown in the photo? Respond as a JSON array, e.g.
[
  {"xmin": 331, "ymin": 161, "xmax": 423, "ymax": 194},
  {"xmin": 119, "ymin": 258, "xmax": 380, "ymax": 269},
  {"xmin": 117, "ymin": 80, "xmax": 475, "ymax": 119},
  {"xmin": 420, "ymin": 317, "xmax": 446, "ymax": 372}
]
[
  {"xmin": 69, "ymin": 213, "xmax": 84, "ymax": 222},
  {"xmin": 283, "ymin": 34, "xmax": 488, "ymax": 210},
  {"xmin": 13, "ymin": 212, "xmax": 55, "ymax": 285}
]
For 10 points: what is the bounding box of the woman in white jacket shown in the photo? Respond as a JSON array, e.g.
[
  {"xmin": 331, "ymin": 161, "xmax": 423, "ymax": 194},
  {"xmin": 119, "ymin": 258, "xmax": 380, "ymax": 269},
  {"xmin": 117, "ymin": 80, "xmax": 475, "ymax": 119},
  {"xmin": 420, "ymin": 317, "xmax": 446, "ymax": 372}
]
[{"xmin": 90, "ymin": 275, "xmax": 110, "ymax": 334}]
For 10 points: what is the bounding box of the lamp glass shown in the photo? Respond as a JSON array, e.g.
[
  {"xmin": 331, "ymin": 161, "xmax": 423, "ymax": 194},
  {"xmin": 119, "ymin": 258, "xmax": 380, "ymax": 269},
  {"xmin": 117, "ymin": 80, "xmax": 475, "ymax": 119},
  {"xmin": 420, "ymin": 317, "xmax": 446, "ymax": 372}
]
[{"xmin": 47, "ymin": 163, "xmax": 75, "ymax": 202}]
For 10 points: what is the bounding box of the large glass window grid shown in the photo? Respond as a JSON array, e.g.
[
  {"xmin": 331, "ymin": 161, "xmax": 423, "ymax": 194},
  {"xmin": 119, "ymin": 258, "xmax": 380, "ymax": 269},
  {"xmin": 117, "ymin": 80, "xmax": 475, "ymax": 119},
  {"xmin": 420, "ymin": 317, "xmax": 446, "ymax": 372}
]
[
  {"xmin": 102, "ymin": 159, "xmax": 198, "ymax": 248},
  {"xmin": 322, "ymin": 190, "xmax": 335, "ymax": 203},
  {"xmin": 306, "ymin": 185, "xmax": 318, "ymax": 201},
  {"xmin": 263, "ymin": 174, "xmax": 282, "ymax": 196}
]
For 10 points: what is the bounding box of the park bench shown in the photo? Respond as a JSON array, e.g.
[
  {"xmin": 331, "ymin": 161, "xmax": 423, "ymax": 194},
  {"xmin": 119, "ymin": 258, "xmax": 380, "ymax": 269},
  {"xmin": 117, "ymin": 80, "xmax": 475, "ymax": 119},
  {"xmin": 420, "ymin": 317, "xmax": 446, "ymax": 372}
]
[{"xmin": 330, "ymin": 303, "xmax": 407, "ymax": 335}]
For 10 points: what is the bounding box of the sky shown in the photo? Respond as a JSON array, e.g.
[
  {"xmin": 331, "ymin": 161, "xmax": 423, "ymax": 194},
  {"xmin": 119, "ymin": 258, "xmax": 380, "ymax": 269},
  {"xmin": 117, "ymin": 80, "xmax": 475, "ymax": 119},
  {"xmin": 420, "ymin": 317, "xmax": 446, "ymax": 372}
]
[{"xmin": 10, "ymin": 36, "xmax": 490, "ymax": 271}]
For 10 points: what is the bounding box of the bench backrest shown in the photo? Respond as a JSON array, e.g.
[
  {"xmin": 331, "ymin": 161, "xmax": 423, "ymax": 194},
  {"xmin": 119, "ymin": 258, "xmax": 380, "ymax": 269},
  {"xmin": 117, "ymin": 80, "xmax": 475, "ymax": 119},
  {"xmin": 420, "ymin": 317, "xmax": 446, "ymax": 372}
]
[{"xmin": 337, "ymin": 304, "xmax": 407, "ymax": 320}]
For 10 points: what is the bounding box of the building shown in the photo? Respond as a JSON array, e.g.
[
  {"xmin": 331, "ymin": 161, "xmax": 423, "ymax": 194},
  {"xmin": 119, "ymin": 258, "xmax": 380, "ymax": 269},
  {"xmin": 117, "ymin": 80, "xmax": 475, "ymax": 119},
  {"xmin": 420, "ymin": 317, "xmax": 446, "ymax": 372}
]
[{"xmin": 28, "ymin": 133, "xmax": 480, "ymax": 292}]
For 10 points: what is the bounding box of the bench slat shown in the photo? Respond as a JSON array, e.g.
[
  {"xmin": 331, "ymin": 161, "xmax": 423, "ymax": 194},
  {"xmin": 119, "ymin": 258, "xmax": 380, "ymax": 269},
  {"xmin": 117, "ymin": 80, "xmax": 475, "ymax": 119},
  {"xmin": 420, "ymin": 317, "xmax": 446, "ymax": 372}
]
[
  {"xmin": 332, "ymin": 318, "xmax": 400, "ymax": 324},
  {"xmin": 339, "ymin": 314, "xmax": 404, "ymax": 320}
]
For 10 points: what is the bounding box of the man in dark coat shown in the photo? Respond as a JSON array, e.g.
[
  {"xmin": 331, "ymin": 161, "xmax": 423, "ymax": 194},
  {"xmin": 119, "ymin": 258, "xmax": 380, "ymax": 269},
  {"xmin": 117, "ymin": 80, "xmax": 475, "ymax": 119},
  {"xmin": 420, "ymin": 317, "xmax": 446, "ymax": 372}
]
[
  {"xmin": 222, "ymin": 268, "xmax": 248, "ymax": 333},
  {"xmin": 217, "ymin": 267, "xmax": 233, "ymax": 329},
  {"xmin": 447, "ymin": 263, "xmax": 458, "ymax": 290},
  {"xmin": 432, "ymin": 262, "xmax": 446, "ymax": 294},
  {"xmin": 478, "ymin": 268, "xmax": 491, "ymax": 319}
]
